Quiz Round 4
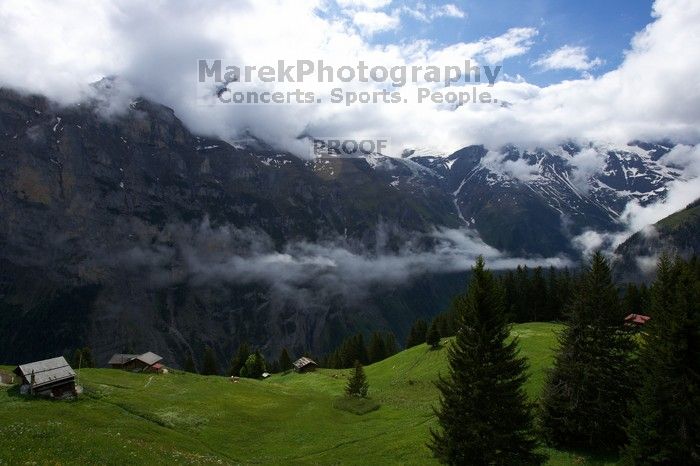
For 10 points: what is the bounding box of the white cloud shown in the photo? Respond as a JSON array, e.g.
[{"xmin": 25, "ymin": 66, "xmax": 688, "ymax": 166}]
[
  {"xmin": 0, "ymin": 0, "xmax": 698, "ymax": 164},
  {"xmin": 351, "ymin": 10, "xmax": 400, "ymax": 34},
  {"xmin": 438, "ymin": 4, "xmax": 466, "ymax": 19},
  {"xmin": 533, "ymin": 45, "xmax": 602, "ymax": 71},
  {"xmin": 478, "ymin": 27, "xmax": 538, "ymax": 63},
  {"xmin": 404, "ymin": 3, "xmax": 466, "ymax": 21},
  {"xmin": 481, "ymin": 150, "xmax": 540, "ymax": 182},
  {"xmin": 336, "ymin": 0, "xmax": 392, "ymax": 10},
  {"xmin": 569, "ymin": 147, "xmax": 607, "ymax": 193}
]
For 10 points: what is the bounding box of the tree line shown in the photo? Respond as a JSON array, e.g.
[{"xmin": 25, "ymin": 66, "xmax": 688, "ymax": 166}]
[
  {"xmin": 429, "ymin": 253, "xmax": 700, "ymax": 464},
  {"xmin": 404, "ymin": 265, "xmax": 652, "ymax": 351}
]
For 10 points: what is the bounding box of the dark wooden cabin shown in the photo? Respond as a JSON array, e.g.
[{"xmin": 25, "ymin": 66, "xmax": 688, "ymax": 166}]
[{"xmin": 14, "ymin": 356, "xmax": 76, "ymax": 398}]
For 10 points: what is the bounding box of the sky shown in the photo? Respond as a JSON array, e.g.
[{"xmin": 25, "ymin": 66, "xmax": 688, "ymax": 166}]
[{"xmin": 331, "ymin": 0, "xmax": 654, "ymax": 85}]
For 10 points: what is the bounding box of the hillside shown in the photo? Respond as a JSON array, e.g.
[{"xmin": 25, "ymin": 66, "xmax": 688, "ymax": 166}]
[
  {"xmin": 0, "ymin": 323, "xmax": 617, "ymax": 465},
  {"xmin": 615, "ymin": 198, "xmax": 700, "ymax": 277}
]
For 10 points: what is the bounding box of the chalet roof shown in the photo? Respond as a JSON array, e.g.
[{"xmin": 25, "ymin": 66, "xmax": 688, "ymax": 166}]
[
  {"xmin": 14, "ymin": 356, "xmax": 75, "ymax": 388},
  {"xmin": 625, "ymin": 313, "xmax": 651, "ymax": 325},
  {"xmin": 108, "ymin": 352, "xmax": 163, "ymax": 367},
  {"xmin": 108, "ymin": 354, "xmax": 138, "ymax": 365},
  {"xmin": 293, "ymin": 357, "xmax": 317, "ymax": 369},
  {"xmin": 135, "ymin": 352, "xmax": 163, "ymax": 366}
]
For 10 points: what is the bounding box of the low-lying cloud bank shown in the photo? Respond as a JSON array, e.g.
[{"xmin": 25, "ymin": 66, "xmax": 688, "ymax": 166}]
[{"xmin": 114, "ymin": 219, "xmax": 569, "ymax": 305}]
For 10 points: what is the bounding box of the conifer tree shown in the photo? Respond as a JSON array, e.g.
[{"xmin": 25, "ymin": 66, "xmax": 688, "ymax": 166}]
[
  {"xmin": 430, "ymin": 257, "xmax": 544, "ymax": 465},
  {"xmin": 384, "ymin": 332, "xmax": 398, "ymax": 357},
  {"xmin": 368, "ymin": 331, "xmax": 387, "ymax": 363},
  {"xmin": 406, "ymin": 319, "xmax": 428, "ymax": 348},
  {"xmin": 183, "ymin": 352, "xmax": 197, "ymax": 373},
  {"xmin": 228, "ymin": 342, "xmax": 250, "ymax": 376},
  {"xmin": 539, "ymin": 252, "xmax": 635, "ymax": 452},
  {"xmin": 73, "ymin": 347, "xmax": 94, "ymax": 368},
  {"xmin": 426, "ymin": 319, "xmax": 441, "ymax": 349},
  {"xmin": 278, "ymin": 348, "xmax": 293, "ymax": 372},
  {"xmin": 623, "ymin": 257, "xmax": 700, "ymax": 464},
  {"xmin": 340, "ymin": 334, "xmax": 369, "ymax": 367},
  {"xmin": 202, "ymin": 346, "xmax": 219, "ymax": 376},
  {"xmin": 529, "ymin": 266, "xmax": 548, "ymax": 321},
  {"xmin": 345, "ymin": 360, "xmax": 369, "ymax": 398},
  {"xmin": 243, "ymin": 351, "xmax": 266, "ymax": 379}
]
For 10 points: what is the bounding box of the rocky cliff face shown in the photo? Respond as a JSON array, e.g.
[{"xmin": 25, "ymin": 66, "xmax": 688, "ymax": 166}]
[{"xmin": 0, "ymin": 89, "xmax": 461, "ymax": 367}]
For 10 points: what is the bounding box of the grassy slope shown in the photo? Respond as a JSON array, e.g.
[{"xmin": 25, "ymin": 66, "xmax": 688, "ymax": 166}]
[{"xmin": 0, "ymin": 323, "xmax": 617, "ymax": 465}]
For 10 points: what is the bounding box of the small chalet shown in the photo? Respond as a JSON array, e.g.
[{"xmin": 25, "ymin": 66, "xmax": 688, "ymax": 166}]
[
  {"xmin": 292, "ymin": 357, "xmax": 318, "ymax": 373},
  {"xmin": 625, "ymin": 313, "xmax": 651, "ymax": 326},
  {"xmin": 108, "ymin": 351, "xmax": 164, "ymax": 372},
  {"xmin": 14, "ymin": 356, "xmax": 76, "ymax": 398}
]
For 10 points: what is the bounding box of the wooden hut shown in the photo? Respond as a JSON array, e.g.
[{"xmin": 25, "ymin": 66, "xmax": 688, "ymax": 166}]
[
  {"xmin": 13, "ymin": 356, "xmax": 76, "ymax": 398},
  {"xmin": 292, "ymin": 357, "xmax": 318, "ymax": 373},
  {"xmin": 108, "ymin": 351, "xmax": 164, "ymax": 372}
]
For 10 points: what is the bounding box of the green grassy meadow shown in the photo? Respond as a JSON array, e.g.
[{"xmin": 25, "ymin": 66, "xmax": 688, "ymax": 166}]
[{"xmin": 0, "ymin": 323, "xmax": 618, "ymax": 465}]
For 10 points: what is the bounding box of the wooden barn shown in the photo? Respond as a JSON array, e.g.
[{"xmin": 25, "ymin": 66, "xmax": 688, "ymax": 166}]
[
  {"xmin": 292, "ymin": 357, "xmax": 318, "ymax": 373},
  {"xmin": 14, "ymin": 356, "xmax": 76, "ymax": 398},
  {"xmin": 108, "ymin": 352, "xmax": 164, "ymax": 372}
]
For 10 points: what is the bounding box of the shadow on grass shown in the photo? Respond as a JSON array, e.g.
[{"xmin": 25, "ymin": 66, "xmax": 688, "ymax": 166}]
[{"xmin": 333, "ymin": 396, "xmax": 380, "ymax": 415}]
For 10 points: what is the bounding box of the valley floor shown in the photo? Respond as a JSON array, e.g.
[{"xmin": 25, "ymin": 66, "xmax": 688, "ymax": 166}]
[{"xmin": 0, "ymin": 323, "xmax": 618, "ymax": 465}]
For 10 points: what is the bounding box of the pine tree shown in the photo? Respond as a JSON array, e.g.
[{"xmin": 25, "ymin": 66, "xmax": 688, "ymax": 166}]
[
  {"xmin": 426, "ymin": 319, "xmax": 441, "ymax": 349},
  {"xmin": 341, "ymin": 334, "xmax": 368, "ymax": 367},
  {"xmin": 202, "ymin": 346, "xmax": 219, "ymax": 376},
  {"xmin": 183, "ymin": 352, "xmax": 197, "ymax": 373},
  {"xmin": 502, "ymin": 270, "xmax": 518, "ymax": 322},
  {"xmin": 384, "ymin": 332, "xmax": 398, "ymax": 357},
  {"xmin": 623, "ymin": 257, "xmax": 700, "ymax": 464},
  {"xmin": 278, "ymin": 348, "xmax": 293, "ymax": 372},
  {"xmin": 368, "ymin": 331, "xmax": 387, "ymax": 363},
  {"xmin": 429, "ymin": 257, "xmax": 544, "ymax": 465},
  {"xmin": 345, "ymin": 360, "xmax": 369, "ymax": 398},
  {"xmin": 540, "ymin": 252, "xmax": 635, "ymax": 452},
  {"xmin": 530, "ymin": 266, "xmax": 548, "ymax": 321},
  {"xmin": 228, "ymin": 342, "xmax": 250, "ymax": 376},
  {"xmin": 406, "ymin": 319, "xmax": 428, "ymax": 348},
  {"xmin": 72, "ymin": 347, "xmax": 94, "ymax": 368},
  {"xmin": 546, "ymin": 266, "xmax": 562, "ymax": 321},
  {"xmin": 242, "ymin": 351, "xmax": 266, "ymax": 379}
]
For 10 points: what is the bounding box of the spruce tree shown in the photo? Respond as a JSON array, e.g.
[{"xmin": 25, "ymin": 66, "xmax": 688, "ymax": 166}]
[
  {"xmin": 384, "ymin": 332, "xmax": 399, "ymax": 357},
  {"xmin": 429, "ymin": 257, "xmax": 544, "ymax": 465},
  {"xmin": 345, "ymin": 360, "xmax": 369, "ymax": 398},
  {"xmin": 530, "ymin": 267, "xmax": 548, "ymax": 321},
  {"xmin": 539, "ymin": 252, "xmax": 635, "ymax": 452},
  {"xmin": 243, "ymin": 351, "xmax": 266, "ymax": 379},
  {"xmin": 406, "ymin": 319, "xmax": 428, "ymax": 348},
  {"xmin": 183, "ymin": 352, "xmax": 197, "ymax": 373},
  {"xmin": 426, "ymin": 320, "xmax": 441, "ymax": 349},
  {"xmin": 202, "ymin": 346, "xmax": 219, "ymax": 375},
  {"xmin": 278, "ymin": 348, "xmax": 293, "ymax": 372},
  {"xmin": 623, "ymin": 257, "xmax": 700, "ymax": 464},
  {"xmin": 72, "ymin": 347, "xmax": 94, "ymax": 368},
  {"xmin": 228, "ymin": 342, "xmax": 250, "ymax": 376},
  {"xmin": 368, "ymin": 331, "xmax": 387, "ymax": 363}
]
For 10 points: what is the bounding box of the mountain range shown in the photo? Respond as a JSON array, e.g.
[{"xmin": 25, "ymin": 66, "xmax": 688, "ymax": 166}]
[{"xmin": 0, "ymin": 87, "xmax": 694, "ymax": 366}]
